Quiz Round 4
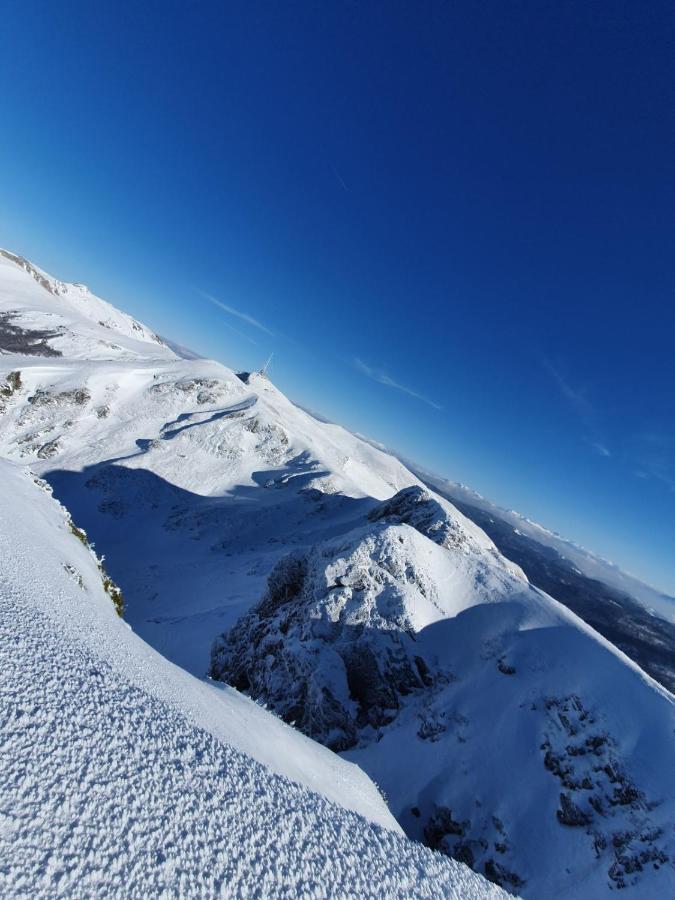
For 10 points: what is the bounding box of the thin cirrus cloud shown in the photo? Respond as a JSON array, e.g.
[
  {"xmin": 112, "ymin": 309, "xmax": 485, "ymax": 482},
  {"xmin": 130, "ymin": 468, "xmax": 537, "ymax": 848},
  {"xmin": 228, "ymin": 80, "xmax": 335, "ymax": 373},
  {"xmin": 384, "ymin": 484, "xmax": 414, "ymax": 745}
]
[
  {"xmin": 198, "ymin": 289, "xmax": 274, "ymax": 338},
  {"xmin": 590, "ymin": 441, "xmax": 612, "ymax": 458},
  {"xmin": 353, "ymin": 358, "xmax": 442, "ymax": 410},
  {"xmin": 627, "ymin": 432, "xmax": 675, "ymax": 492},
  {"xmin": 541, "ymin": 357, "xmax": 611, "ymax": 458}
]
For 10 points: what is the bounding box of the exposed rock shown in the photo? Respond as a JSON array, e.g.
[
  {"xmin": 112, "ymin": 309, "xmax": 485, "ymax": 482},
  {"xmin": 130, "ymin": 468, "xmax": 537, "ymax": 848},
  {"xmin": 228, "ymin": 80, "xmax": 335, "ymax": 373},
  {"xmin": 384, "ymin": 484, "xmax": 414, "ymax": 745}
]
[
  {"xmin": 557, "ymin": 792, "xmax": 593, "ymax": 827},
  {"xmin": 424, "ymin": 806, "xmax": 467, "ymax": 850},
  {"xmin": 368, "ymin": 485, "xmax": 474, "ymax": 553},
  {"xmin": 210, "ymin": 523, "xmax": 440, "ymax": 750},
  {"xmin": 541, "ymin": 695, "xmax": 669, "ymax": 885},
  {"xmin": 0, "ymin": 311, "xmax": 63, "ymax": 356},
  {"xmin": 483, "ymin": 859, "xmax": 524, "ymax": 891},
  {"xmin": 37, "ymin": 439, "xmax": 60, "ymax": 460},
  {"xmin": 0, "ymin": 249, "xmax": 59, "ymax": 294},
  {"xmin": 0, "ymin": 370, "xmax": 22, "ymax": 413},
  {"xmin": 497, "ymin": 657, "xmax": 516, "ymax": 675},
  {"xmin": 28, "ymin": 387, "xmax": 90, "ymax": 407}
]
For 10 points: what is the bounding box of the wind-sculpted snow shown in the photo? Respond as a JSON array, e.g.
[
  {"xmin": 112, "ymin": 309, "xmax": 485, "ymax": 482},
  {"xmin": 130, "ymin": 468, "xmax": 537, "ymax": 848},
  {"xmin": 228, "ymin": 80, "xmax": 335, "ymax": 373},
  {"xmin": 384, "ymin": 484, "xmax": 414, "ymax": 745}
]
[
  {"xmin": 415, "ymin": 472, "xmax": 675, "ymax": 693},
  {"xmin": 0, "ymin": 462, "xmax": 506, "ymax": 899}
]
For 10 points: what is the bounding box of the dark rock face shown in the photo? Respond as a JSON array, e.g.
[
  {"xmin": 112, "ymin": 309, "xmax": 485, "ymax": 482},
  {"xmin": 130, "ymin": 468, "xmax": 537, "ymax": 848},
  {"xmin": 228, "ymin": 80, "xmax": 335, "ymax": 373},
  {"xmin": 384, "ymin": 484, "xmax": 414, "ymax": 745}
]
[
  {"xmin": 483, "ymin": 859, "xmax": 524, "ymax": 892},
  {"xmin": 541, "ymin": 695, "xmax": 669, "ymax": 888},
  {"xmin": 28, "ymin": 388, "xmax": 90, "ymax": 407},
  {"xmin": 0, "ymin": 370, "xmax": 22, "ymax": 413},
  {"xmin": 424, "ymin": 806, "xmax": 468, "ymax": 848},
  {"xmin": 37, "ymin": 439, "xmax": 60, "ymax": 460},
  {"xmin": 497, "ymin": 657, "xmax": 516, "ymax": 675},
  {"xmin": 210, "ymin": 524, "xmax": 438, "ymax": 751},
  {"xmin": 0, "ymin": 311, "xmax": 63, "ymax": 357},
  {"xmin": 423, "ymin": 806, "xmax": 524, "ymax": 894},
  {"xmin": 557, "ymin": 792, "xmax": 593, "ymax": 827},
  {"xmin": 368, "ymin": 485, "xmax": 474, "ymax": 553}
]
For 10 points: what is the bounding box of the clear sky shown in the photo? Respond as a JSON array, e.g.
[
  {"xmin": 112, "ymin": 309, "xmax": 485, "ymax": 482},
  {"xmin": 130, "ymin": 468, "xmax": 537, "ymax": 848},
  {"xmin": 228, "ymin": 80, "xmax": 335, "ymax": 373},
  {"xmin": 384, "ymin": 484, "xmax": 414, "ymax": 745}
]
[{"xmin": 1, "ymin": 1, "xmax": 674, "ymax": 593}]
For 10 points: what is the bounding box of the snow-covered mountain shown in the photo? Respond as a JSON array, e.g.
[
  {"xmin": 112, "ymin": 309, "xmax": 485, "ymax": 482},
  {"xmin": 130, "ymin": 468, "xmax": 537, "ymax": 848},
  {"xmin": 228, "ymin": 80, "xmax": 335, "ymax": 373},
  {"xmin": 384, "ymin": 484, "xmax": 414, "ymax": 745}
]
[
  {"xmin": 416, "ymin": 467, "xmax": 675, "ymax": 625},
  {"xmin": 211, "ymin": 485, "xmax": 675, "ymax": 897},
  {"xmin": 0, "ymin": 249, "xmax": 173, "ymax": 360},
  {"xmin": 1, "ymin": 248, "xmax": 674, "ymax": 898},
  {"xmin": 0, "ymin": 249, "xmax": 503, "ymax": 898},
  {"xmin": 408, "ymin": 466, "xmax": 675, "ymax": 694}
]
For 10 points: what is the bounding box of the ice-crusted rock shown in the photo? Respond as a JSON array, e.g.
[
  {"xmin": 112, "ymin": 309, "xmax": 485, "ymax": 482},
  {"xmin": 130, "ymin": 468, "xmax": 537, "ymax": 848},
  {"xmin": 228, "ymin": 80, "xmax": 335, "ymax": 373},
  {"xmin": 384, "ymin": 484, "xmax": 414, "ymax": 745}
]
[
  {"xmin": 211, "ymin": 520, "xmax": 443, "ymax": 750},
  {"xmin": 368, "ymin": 486, "xmax": 525, "ymax": 584},
  {"xmin": 211, "ymin": 487, "xmax": 529, "ymax": 752},
  {"xmin": 369, "ymin": 485, "xmax": 475, "ymax": 552}
]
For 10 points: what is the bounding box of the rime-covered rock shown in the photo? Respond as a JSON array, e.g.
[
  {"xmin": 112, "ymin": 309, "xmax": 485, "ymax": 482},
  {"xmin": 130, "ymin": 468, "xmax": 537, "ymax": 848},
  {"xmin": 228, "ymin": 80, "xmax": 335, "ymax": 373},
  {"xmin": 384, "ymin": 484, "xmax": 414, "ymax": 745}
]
[{"xmin": 211, "ymin": 521, "xmax": 445, "ymax": 749}]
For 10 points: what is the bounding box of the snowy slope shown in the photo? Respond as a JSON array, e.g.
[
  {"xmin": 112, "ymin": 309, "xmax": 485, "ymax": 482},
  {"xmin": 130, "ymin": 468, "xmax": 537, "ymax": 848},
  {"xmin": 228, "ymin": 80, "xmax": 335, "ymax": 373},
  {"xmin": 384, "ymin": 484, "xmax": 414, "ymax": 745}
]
[
  {"xmin": 0, "ymin": 249, "xmax": 419, "ymax": 677},
  {"xmin": 2, "ymin": 248, "xmax": 674, "ymax": 898},
  {"xmin": 416, "ymin": 466, "xmax": 675, "ymax": 625},
  {"xmin": 405, "ymin": 467, "xmax": 675, "ymax": 694},
  {"xmin": 0, "ymin": 460, "xmax": 506, "ymax": 898},
  {"xmin": 0, "ymin": 249, "xmax": 175, "ymax": 360},
  {"xmin": 0, "ymin": 355, "xmax": 419, "ymax": 674}
]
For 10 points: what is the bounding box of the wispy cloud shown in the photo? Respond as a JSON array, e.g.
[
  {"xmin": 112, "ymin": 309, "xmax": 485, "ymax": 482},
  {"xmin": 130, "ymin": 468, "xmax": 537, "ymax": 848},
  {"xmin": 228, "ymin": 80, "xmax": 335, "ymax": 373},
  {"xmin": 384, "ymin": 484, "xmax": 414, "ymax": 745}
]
[
  {"xmin": 353, "ymin": 358, "xmax": 441, "ymax": 410},
  {"xmin": 627, "ymin": 432, "xmax": 675, "ymax": 492},
  {"xmin": 542, "ymin": 358, "xmax": 611, "ymax": 458},
  {"xmin": 198, "ymin": 289, "xmax": 274, "ymax": 337},
  {"xmin": 542, "ymin": 359, "xmax": 675, "ymax": 497},
  {"xmin": 542, "ymin": 358, "xmax": 595, "ymax": 421},
  {"xmin": 589, "ymin": 441, "xmax": 612, "ymax": 458},
  {"xmin": 332, "ymin": 166, "xmax": 349, "ymax": 193}
]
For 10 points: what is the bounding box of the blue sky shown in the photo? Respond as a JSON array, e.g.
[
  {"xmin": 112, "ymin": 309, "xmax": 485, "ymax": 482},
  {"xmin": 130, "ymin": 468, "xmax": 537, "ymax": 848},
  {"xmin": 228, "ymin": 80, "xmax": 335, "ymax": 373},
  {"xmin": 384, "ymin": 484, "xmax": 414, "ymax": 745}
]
[{"xmin": 1, "ymin": 1, "xmax": 674, "ymax": 593}]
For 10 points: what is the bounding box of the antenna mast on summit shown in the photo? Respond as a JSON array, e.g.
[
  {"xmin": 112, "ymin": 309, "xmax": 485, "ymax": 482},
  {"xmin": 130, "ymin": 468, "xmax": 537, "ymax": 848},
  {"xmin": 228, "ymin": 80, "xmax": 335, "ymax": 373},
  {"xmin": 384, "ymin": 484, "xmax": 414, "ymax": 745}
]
[{"xmin": 260, "ymin": 353, "xmax": 274, "ymax": 378}]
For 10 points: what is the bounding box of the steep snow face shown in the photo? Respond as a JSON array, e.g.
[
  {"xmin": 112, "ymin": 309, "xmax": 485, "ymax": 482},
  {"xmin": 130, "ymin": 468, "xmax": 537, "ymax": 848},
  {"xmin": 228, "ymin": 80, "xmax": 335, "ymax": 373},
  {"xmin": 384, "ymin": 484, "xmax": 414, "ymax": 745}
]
[
  {"xmin": 418, "ymin": 467, "xmax": 675, "ymax": 625},
  {"xmin": 412, "ymin": 468, "xmax": 675, "ymax": 694},
  {"xmin": 0, "ymin": 461, "xmax": 508, "ymax": 899},
  {"xmin": 214, "ymin": 488, "xmax": 675, "ymax": 898},
  {"xmin": 0, "ymin": 249, "xmax": 175, "ymax": 360}
]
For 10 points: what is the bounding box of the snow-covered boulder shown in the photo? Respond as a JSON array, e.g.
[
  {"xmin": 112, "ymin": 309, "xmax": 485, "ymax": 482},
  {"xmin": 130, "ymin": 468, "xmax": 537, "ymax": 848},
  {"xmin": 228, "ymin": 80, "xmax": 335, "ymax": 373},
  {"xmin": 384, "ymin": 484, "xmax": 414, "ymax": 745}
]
[{"xmin": 211, "ymin": 520, "xmax": 444, "ymax": 750}]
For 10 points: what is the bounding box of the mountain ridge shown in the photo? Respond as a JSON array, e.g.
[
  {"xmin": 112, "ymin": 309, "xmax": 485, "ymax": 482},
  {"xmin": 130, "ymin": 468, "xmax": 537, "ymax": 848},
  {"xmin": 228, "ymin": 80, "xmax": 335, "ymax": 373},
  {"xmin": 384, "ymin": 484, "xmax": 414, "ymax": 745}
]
[{"xmin": 1, "ymin": 247, "xmax": 674, "ymax": 898}]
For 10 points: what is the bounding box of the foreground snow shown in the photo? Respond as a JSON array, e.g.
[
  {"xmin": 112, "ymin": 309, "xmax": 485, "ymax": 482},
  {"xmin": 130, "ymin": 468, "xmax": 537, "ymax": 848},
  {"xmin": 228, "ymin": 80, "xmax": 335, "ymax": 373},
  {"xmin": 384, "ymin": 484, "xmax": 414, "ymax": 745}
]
[{"xmin": 0, "ymin": 461, "xmax": 505, "ymax": 898}]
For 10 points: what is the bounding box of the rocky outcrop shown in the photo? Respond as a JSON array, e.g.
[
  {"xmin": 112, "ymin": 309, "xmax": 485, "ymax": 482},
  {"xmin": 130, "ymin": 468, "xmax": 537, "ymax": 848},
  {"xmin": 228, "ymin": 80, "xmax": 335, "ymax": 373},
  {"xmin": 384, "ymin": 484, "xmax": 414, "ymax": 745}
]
[
  {"xmin": 540, "ymin": 695, "xmax": 669, "ymax": 888},
  {"xmin": 368, "ymin": 485, "xmax": 475, "ymax": 553},
  {"xmin": 0, "ymin": 311, "xmax": 63, "ymax": 356},
  {"xmin": 0, "ymin": 370, "xmax": 21, "ymax": 414},
  {"xmin": 210, "ymin": 488, "xmax": 674, "ymax": 897},
  {"xmin": 210, "ymin": 521, "xmax": 440, "ymax": 750}
]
